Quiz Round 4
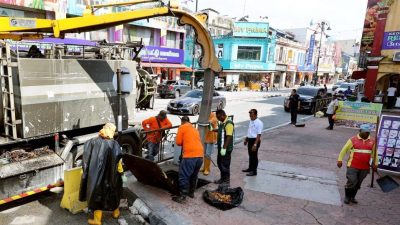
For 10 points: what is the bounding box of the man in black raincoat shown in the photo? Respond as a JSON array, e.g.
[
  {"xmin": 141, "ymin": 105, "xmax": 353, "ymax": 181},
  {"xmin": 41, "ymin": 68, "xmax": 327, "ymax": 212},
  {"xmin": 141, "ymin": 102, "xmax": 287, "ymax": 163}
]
[{"xmin": 79, "ymin": 123, "xmax": 124, "ymax": 225}]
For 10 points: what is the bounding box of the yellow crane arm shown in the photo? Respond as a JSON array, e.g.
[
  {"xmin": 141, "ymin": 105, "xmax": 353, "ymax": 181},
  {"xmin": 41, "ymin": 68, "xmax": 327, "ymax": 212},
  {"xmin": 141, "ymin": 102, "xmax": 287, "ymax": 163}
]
[{"xmin": 0, "ymin": 6, "xmax": 221, "ymax": 72}]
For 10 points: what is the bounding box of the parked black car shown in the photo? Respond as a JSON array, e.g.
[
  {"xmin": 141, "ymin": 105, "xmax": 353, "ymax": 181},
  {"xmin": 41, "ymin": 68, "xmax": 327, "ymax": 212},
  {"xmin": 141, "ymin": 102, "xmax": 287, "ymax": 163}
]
[{"xmin": 284, "ymin": 86, "xmax": 326, "ymax": 114}]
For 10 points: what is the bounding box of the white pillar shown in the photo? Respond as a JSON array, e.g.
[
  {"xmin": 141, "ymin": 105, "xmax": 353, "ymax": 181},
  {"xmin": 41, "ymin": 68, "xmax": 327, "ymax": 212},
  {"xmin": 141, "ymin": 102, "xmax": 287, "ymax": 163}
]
[{"xmin": 280, "ymin": 72, "xmax": 286, "ymax": 88}]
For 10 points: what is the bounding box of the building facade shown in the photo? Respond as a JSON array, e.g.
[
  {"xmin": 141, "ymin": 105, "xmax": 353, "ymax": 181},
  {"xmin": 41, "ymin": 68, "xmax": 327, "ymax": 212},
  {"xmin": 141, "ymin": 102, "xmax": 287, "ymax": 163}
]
[
  {"xmin": 200, "ymin": 8, "xmax": 233, "ymax": 37},
  {"xmin": 285, "ymin": 27, "xmax": 336, "ymax": 85},
  {"xmin": 212, "ymin": 22, "xmax": 276, "ymax": 90},
  {"xmin": 272, "ymin": 29, "xmax": 307, "ymax": 88}
]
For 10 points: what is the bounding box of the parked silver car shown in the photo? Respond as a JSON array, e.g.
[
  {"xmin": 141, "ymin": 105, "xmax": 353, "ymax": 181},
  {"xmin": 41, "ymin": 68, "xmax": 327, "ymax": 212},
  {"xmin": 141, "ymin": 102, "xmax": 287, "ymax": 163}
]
[{"xmin": 167, "ymin": 90, "xmax": 226, "ymax": 115}]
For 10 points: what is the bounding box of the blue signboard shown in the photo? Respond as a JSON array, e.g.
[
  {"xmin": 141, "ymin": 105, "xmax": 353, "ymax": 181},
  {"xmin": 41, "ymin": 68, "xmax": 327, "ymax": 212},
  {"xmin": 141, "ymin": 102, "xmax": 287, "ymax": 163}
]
[
  {"xmin": 233, "ymin": 22, "xmax": 269, "ymax": 38},
  {"xmin": 306, "ymin": 34, "xmax": 315, "ymax": 65},
  {"xmin": 140, "ymin": 46, "xmax": 184, "ymax": 64}
]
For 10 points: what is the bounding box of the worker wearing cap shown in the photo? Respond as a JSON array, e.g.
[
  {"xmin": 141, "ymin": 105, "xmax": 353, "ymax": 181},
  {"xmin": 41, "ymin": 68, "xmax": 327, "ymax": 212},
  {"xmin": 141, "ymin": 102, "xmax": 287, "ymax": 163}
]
[
  {"xmin": 172, "ymin": 116, "xmax": 204, "ymax": 203},
  {"xmin": 243, "ymin": 109, "xmax": 263, "ymax": 176},
  {"xmin": 337, "ymin": 124, "xmax": 378, "ymax": 204},
  {"xmin": 215, "ymin": 109, "xmax": 235, "ymax": 190},
  {"xmin": 142, "ymin": 110, "xmax": 172, "ymax": 161},
  {"xmin": 80, "ymin": 123, "xmax": 125, "ymax": 225}
]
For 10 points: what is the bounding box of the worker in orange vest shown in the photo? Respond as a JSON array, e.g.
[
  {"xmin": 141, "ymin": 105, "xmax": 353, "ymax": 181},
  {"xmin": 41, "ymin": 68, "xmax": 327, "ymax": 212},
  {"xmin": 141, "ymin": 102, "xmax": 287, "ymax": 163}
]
[
  {"xmin": 172, "ymin": 116, "xmax": 204, "ymax": 203},
  {"xmin": 337, "ymin": 124, "xmax": 378, "ymax": 204},
  {"xmin": 200, "ymin": 112, "xmax": 218, "ymax": 176},
  {"xmin": 142, "ymin": 110, "xmax": 172, "ymax": 161}
]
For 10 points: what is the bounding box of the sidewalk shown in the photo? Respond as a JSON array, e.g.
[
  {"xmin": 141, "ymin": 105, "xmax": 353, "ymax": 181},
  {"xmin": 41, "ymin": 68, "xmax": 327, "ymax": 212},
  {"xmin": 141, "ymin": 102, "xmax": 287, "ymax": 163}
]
[{"xmin": 127, "ymin": 118, "xmax": 400, "ymax": 225}]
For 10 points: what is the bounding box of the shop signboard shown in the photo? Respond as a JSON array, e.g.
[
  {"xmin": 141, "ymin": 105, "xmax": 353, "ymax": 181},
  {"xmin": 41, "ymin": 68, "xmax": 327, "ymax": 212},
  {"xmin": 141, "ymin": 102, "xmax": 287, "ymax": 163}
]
[
  {"xmin": 230, "ymin": 61, "xmax": 272, "ymax": 71},
  {"xmin": 360, "ymin": 0, "xmax": 394, "ymax": 52},
  {"xmin": 233, "ymin": 22, "xmax": 269, "ymax": 38},
  {"xmin": 275, "ymin": 64, "xmax": 287, "ymax": 72},
  {"xmin": 298, "ymin": 64, "xmax": 314, "ymax": 72},
  {"xmin": 287, "ymin": 65, "xmax": 297, "ymax": 71},
  {"xmin": 140, "ymin": 46, "xmax": 184, "ymax": 64},
  {"xmin": 382, "ymin": 31, "xmax": 400, "ymax": 50},
  {"xmin": 376, "ymin": 115, "xmax": 400, "ymax": 173},
  {"xmin": 306, "ymin": 34, "xmax": 315, "ymax": 65},
  {"xmin": 335, "ymin": 101, "xmax": 382, "ymax": 130}
]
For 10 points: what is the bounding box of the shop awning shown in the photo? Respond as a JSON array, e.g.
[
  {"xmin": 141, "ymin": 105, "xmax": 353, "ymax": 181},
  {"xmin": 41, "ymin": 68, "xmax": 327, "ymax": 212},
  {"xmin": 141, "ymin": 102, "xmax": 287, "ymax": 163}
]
[
  {"xmin": 351, "ymin": 70, "xmax": 367, "ymax": 79},
  {"xmin": 141, "ymin": 62, "xmax": 189, "ymax": 69}
]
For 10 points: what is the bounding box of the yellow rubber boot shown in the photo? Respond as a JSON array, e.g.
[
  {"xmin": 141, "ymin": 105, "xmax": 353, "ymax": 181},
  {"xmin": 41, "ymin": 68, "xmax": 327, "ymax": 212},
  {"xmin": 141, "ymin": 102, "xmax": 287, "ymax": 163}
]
[
  {"xmin": 203, "ymin": 158, "xmax": 211, "ymax": 176},
  {"xmin": 112, "ymin": 208, "xmax": 120, "ymax": 219},
  {"xmin": 88, "ymin": 210, "xmax": 102, "ymax": 225}
]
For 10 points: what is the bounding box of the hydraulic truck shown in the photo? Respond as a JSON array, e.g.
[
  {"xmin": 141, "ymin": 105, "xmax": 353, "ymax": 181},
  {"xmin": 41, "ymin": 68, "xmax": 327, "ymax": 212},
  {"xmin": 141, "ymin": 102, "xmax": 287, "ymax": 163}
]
[{"xmin": 0, "ymin": 0, "xmax": 221, "ymax": 204}]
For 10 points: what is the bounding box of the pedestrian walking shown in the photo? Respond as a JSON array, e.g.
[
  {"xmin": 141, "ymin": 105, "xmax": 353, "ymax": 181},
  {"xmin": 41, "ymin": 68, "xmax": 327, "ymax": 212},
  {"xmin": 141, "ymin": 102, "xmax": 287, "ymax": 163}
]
[
  {"xmin": 337, "ymin": 124, "xmax": 377, "ymax": 204},
  {"xmin": 172, "ymin": 116, "xmax": 204, "ymax": 203},
  {"xmin": 80, "ymin": 123, "xmax": 124, "ymax": 225},
  {"xmin": 387, "ymin": 85, "xmax": 397, "ymax": 109},
  {"xmin": 242, "ymin": 109, "xmax": 263, "ymax": 176},
  {"xmin": 287, "ymin": 89, "xmax": 300, "ymax": 125},
  {"xmin": 324, "ymin": 84, "xmax": 328, "ymax": 93},
  {"xmin": 214, "ymin": 109, "xmax": 235, "ymax": 190},
  {"xmin": 200, "ymin": 112, "xmax": 218, "ymax": 176},
  {"xmin": 326, "ymin": 95, "xmax": 339, "ymax": 130},
  {"xmin": 266, "ymin": 82, "xmax": 269, "ymax": 92},
  {"xmin": 142, "ymin": 110, "xmax": 172, "ymax": 161}
]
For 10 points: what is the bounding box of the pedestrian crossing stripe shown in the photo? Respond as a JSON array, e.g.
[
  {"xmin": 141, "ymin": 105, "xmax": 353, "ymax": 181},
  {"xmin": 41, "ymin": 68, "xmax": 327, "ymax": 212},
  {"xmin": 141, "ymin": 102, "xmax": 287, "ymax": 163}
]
[{"xmin": 0, "ymin": 181, "xmax": 64, "ymax": 206}]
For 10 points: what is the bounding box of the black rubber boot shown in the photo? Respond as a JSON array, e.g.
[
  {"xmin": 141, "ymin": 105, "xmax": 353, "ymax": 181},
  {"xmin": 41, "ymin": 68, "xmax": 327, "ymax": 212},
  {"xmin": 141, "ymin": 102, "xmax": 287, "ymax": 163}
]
[
  {"xmin": 172, "ymin": 191, "xmax": 187, "ymax": 204},
  {"xmin": 351, "ymin": 189, "xmax": 358, "ymax": 204},
  {"xmin": 344, "ymin": 188, "xmax": 351, "ymax": 204}
]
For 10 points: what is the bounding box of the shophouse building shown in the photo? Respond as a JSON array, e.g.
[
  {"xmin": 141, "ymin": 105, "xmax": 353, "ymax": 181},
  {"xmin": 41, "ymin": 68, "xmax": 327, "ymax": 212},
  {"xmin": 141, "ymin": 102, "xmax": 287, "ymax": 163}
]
[{"xmin": 210, "ymin": 21, "xmax": 277, "ymax": 90}]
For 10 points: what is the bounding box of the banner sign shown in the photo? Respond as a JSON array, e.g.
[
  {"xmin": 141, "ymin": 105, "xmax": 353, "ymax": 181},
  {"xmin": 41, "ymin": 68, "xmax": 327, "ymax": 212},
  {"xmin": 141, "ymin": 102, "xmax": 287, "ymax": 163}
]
[
  {"xmin": 140, "ymin": 46, "xmax": 184, "ymax": 64},
  {"xmin": 233, "ymin": 22, "xmax": 269, "ymax": 38},
  {"xmin": 377, "ymin": 115, "xmax": 400, "ymax": 173},
  {"xmin": 335, "ymin": 101, "xmax": 383, "ymax": 130},
  {"xmin": 382, "ymin": 31, "xmax": 400, "ymax": 50},
  {"xmin": 306, "ymin": 34, "xmax": 315, "ymax": 65}
]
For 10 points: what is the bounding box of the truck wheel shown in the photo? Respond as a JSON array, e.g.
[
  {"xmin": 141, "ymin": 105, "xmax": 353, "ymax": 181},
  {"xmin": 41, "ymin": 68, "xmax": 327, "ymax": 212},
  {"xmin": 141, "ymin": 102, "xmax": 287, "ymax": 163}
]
[
  {"xmin": 117, "ymin": 134, "xmax": 141, "ymax": 157},
  {"xmin": 175, "ymin": 90, "xmax": 180, "ymax": 99}
]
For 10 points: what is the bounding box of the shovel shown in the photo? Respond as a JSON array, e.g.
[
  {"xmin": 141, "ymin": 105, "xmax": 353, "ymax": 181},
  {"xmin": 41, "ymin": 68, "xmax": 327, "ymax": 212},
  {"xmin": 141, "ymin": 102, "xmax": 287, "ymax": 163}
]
[{"xmin": 376, "ymin": 171, "xmax": 399, "ymax": 193}]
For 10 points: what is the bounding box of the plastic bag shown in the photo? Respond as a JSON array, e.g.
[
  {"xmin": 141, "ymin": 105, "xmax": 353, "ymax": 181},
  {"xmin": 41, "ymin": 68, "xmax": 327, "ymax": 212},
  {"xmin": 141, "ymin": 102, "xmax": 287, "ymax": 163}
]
[{"xmin": 203, "ymin": 187, "xmax": 244, "ymax": 210}]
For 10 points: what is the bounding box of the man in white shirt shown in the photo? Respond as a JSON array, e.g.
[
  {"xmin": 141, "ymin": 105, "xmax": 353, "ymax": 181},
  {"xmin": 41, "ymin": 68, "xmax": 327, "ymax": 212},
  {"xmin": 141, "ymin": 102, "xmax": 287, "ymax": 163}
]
[
  {"xmin": 326, "ymin": 95, "xmax": 339, "ymax": 130},
  {"xmin": 243, "ymin": 109, "xmax": 264, "ymax": 176},
  {"xmin": 387, "ymin": 85, "xmax": 397, "ymax": 109}
]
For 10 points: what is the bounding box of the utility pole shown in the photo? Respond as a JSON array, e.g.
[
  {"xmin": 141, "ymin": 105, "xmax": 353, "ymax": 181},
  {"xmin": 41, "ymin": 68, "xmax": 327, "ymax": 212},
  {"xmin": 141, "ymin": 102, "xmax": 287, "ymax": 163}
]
[
  {"xmin": 313, "ymin": 21, "xmax": 330, "ymax": 86},
  {"xmin": 190, "ymin": 0, "xmax": 198, "ymax": 89}
]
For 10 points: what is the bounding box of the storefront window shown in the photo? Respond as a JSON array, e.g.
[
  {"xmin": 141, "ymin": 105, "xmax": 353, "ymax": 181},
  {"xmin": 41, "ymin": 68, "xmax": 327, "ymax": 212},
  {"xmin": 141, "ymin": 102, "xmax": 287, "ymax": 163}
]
[{"xmin": 237, "ymin": 46, "xmax": 261, "ymax": 61}]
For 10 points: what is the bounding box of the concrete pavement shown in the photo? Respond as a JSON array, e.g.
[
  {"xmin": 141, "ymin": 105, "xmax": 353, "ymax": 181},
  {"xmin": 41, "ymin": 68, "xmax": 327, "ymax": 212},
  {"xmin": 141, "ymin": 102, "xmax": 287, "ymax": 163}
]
[{"xmin": 126, "ymin": 118, "xmax": 400, "ymax": 225}]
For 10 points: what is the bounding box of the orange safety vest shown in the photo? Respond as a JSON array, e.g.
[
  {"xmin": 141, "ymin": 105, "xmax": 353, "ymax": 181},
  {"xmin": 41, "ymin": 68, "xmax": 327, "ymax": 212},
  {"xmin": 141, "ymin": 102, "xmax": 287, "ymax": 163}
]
[{"xmin": 347, "ymin": 136, "xmax": 375, "ymax": 170}]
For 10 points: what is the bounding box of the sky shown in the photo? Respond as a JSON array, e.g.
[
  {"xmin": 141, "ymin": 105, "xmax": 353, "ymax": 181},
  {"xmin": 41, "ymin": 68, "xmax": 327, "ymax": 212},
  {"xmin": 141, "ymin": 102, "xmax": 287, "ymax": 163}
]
[{"xmin": 184, "ymin": 0, "xmax": 368, "ymax": 41}]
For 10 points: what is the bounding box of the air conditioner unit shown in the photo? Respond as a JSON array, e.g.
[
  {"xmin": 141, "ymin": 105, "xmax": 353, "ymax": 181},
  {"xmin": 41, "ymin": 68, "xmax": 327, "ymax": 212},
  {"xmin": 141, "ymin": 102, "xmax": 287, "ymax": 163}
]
[{"xmin": 394, "ymin": 51, "xmax": 400, "ymax": 62}]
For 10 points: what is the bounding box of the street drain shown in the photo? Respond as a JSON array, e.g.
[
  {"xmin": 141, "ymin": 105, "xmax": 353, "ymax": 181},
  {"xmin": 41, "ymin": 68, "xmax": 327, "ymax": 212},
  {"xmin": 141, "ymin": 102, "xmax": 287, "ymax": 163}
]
[{"xmin": 165, "ymin": 170, "xmax": 210, "ymax": 189}]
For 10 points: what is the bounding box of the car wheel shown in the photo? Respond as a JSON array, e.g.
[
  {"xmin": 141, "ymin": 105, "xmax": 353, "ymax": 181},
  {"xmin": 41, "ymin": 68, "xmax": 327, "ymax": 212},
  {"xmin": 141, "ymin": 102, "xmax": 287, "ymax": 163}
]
[
  {"xmin": 217, "ymin": 101, "xmax": 224, "ymax": 110},
  {"xmin": 198, "ymin": 85, "xmax": 203, "ymax": 89},
  {"xmin": 175, "ymin": 90, "xmax": 180, "ymax": 99},
  {"xmin": 192, "ymin": 105, "xmax": 200, "ymax": 116}
]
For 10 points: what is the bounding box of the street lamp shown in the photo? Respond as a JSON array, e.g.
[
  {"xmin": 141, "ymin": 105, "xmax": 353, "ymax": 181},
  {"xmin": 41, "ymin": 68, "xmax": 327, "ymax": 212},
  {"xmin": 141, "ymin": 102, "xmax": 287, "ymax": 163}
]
[
  {"xmin": 312, "ymin": 20, "xmax": 331, "ymax": 86},
  {"xmin": 190, "ymin": 0, "xmax": 199, "ymax": 89}
]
